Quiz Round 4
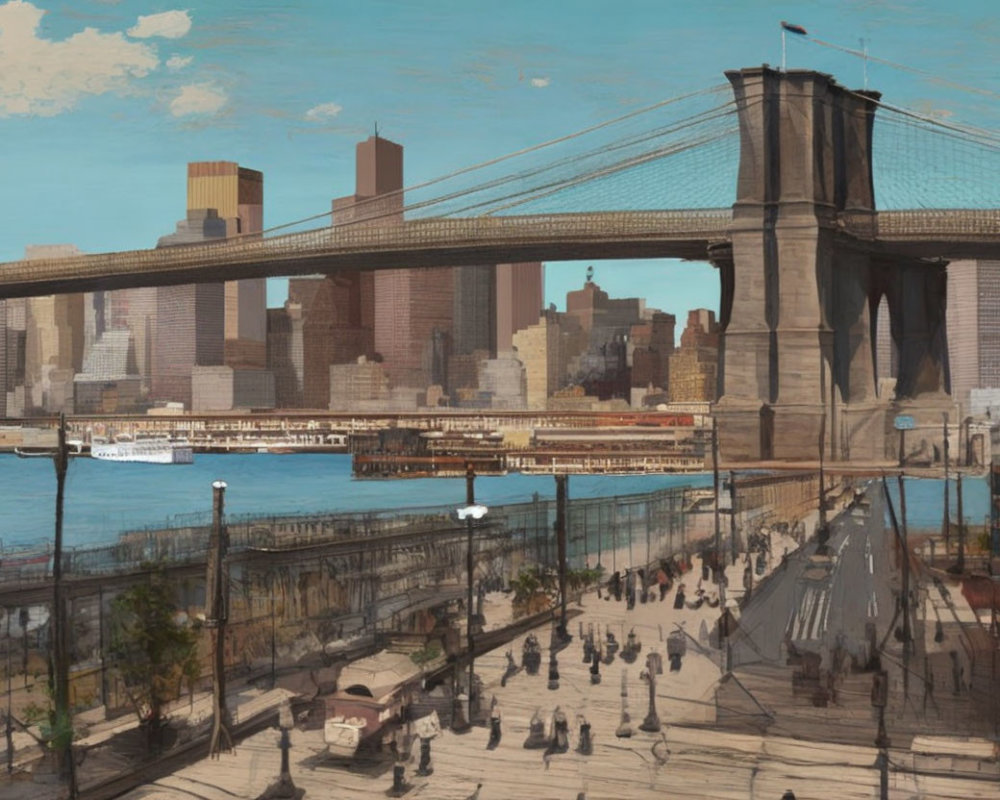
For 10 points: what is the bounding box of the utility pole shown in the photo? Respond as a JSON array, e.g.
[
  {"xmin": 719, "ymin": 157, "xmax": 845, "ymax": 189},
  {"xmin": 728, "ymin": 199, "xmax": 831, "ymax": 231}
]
[
  {"xmin": 942, "ymin": 413, "xmax": 951, "ymax": 554},
  {"xmin": 207, "ymin": 480, "xmax": 233, "ymax": 758},
  {"xmin": 51, "ymin": 414, "xmax": 76, "ymax": 797},
  {"xmin": 897, "ymin": 475, "xmax": 912, "ymax": 663},
  {"xmin": 270, "ymin": 571, "xmax": 277, "ymax": 689},
  {"xmin": 951, "ymin": 472, "xmax": 966, "ymax": 574},
  {"xmin": 817, "ymin": 412, "xmax": 829, "ymax": 551},
  {"xmin": 712, "ymin": 417, "xmax": 721, "ymax": 582},
  {"xmin": 6, "ymin": 608, "xmax": 12, "ymax": 774},
  {"xmin": 465, "ymin": 463, "xmax": 476, "ymax": 725},
  {"xmin": 555, "ymin": 474, "xmax": 569, "ymax": 639},
  {"xmin": 872, "ymin": 669, "xmax": 890, "ymax": 800},
  {"xmin": 729, "ymin": 470, "xmax": 739, "ymax": 565}
]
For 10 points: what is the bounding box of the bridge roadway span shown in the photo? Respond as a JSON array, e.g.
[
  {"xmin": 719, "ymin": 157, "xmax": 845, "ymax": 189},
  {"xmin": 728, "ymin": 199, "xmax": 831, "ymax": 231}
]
[{"xmin": 1, "ymin": 208, "xmax": 999, "ymax": 298}]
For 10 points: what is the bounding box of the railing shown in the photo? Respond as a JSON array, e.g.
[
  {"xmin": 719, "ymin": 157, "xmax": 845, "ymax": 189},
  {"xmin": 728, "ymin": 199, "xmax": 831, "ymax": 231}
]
[
  {"xmin": 0, "ymin": 484, "xmax": 696, "ymax": 585},
  {"xmin": 842, "ymin": 209, "xmax": 1000, "ymax": 240},
  {"xmin": 4, "ymin": 205, "xmax": 1000, "ymax": 292},
  {"xmin": 0, "ymin": 209, "xmax": 734, "ymax": 287}
]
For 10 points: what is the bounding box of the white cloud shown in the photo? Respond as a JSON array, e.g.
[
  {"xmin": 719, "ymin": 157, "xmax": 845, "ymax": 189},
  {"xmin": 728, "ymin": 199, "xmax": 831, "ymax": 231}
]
[
  {"xmin": 128, "ymin": 10, "xmax": 191, "ymax": 40},
  {"xmin": 305, "ymin": 102, "xmax": 342, "ymax": 121},
  {"xmin": 530, "ymin": 76, "xmax": 550, "ymax": 88},
  {"xmin": 170, "ymin": 83, "xmax": 226, "ymax": 116},
  {"xmin": 0, "ymin": 0, "xmax": 158, "ymax": 116},
  {"xmin": 166, "ymin": 54, "xmax": 193, "ymax": 71}
]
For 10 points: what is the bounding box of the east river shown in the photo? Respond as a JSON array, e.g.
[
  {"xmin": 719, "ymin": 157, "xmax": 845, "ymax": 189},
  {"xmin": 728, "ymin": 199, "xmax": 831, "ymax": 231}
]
[{"xmin": 0, "ymin": 453, "xmax": 987, "ymax": 550}]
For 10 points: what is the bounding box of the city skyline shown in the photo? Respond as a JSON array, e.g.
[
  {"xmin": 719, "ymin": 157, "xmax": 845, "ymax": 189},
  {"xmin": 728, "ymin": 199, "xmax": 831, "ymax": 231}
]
[{"xmin": 1, "ymin": 0, "xmax": 997, "ymax": 318}]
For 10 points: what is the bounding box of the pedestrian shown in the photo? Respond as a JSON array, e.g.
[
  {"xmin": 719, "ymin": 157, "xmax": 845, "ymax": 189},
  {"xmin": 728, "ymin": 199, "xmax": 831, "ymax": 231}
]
[
  {"xmin": 923, "ymin": 660, "xmax": 937, "ymax": 714},
  {"xmin": 673, "ymin": 582, "xmax": 686, "ymax": 610},
  {"xmin": 611, "ymin": 570, "xmax": 622, "ymax": 602},
  {"xmin": 950, "ymin": 650, "xmax": 965, "ymax": 695},
  {"xmin": 656, "ymin": 566, "xmax": 670, "ymax": 601}
]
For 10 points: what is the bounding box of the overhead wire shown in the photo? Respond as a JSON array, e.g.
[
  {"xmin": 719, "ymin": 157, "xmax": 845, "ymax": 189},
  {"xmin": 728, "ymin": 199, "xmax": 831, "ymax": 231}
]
[
  {"xmin": 250, "ymin": 82, "xmax": 732, "ymax": 237},
  {"xmin": 804, "ymin": 35, "xmax": 1000, "ymax": 104}
]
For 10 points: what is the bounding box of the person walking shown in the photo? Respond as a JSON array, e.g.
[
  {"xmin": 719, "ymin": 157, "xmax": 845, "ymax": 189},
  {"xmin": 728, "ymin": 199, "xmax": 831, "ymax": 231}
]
[{"xmin": 656, "ymin": 566, "xmax": 670, "ymax": 601}]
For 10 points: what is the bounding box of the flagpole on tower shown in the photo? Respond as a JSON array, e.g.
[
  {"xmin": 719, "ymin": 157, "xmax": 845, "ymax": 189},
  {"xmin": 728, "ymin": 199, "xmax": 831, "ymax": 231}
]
[
  {"xmin": 780, "ymin": 21, "xmax": 808, "ymax": 72},
  {"xmin": 860, "ymin": 38, "xmax": 869, "ymax": 89}
]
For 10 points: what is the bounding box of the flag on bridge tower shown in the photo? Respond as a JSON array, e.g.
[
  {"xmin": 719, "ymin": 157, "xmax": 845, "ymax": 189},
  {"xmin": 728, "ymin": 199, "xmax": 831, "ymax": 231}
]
[{"xmin": 780, "ymin": 21, "xmax": 808, "ymax": 72}]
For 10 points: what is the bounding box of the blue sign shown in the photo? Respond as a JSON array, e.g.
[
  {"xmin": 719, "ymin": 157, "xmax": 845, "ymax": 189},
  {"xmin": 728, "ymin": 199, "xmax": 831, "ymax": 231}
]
[{"xmin": 894, "ymin": 415, "xmax": 916, "ymax": 431}]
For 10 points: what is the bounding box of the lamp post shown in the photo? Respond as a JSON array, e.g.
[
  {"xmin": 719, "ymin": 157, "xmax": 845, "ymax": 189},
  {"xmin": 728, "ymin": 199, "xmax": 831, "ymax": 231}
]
[
  {"xmin": 817, "ymin": 412, "xmax": 829, "ymax": 552},
  {"xmin": 712, "ymin": 418, "xmax": 721, "ymax": 582},
  {"xmin": 51, "ymin": 413, "xmax": 76, "ymax": 797},
  {"xmin": 942, "ymin": 413, "xmax": 951, "ymax": 554},
  {"xmin": 872, "ymin": 670, "xmax": 890, "ymax": 800},
  {"xmin": 271, "ymin": 572, "xmax": 277, "ymax": 689},
  {"xmin": 207, "ymin": 480, "xmax": 233, "ymax": 758},
  {"xmin": 729, "ymin": 470, "xmax": 739, "ymax": 565},
  {"xmin": 555, "ymin": 474, "xmax": 569, "ymax": 639},
  {"xmin": 457, "ymin": 465, "xmax": 487, "ymax": 727},
  {"xmin": 255, "ymin": 700, "xmax": 303, "ymax": 800},
  {"xmin": 5, "ymin": 608, "xmax": 11, "ymax": 774}
]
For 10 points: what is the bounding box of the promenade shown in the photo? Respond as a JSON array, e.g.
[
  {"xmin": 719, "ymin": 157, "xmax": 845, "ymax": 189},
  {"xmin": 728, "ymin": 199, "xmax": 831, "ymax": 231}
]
[
  {"xmin": 110, "ymin": 548, "xmax": 998, "ymax": 800},
  {"xmin": 4, "ymin": 489, "xmax": 997, "ymax": 799}
]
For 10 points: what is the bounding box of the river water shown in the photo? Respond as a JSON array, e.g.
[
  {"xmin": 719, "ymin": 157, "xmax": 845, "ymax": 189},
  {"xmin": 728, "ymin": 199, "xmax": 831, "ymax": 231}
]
[{"xmin": 0, "ymin": 453, "xmax": 985, "ymax": 551}]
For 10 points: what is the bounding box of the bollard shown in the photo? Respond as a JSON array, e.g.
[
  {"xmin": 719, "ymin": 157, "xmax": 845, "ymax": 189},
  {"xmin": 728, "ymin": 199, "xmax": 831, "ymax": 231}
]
[
  {"xmin": 547, "ymin": 651, "xmax": 560, "ymax": 691},
  {"xmin": 590, "ymin": 649, "xmax": 602, "ymax": 685},
  {"xmin": 639, "ymin": 657, "xmax": 661, "ymax": 733},
  {"xmin": 487, "ymin": 698, "xmax": 501, "ymax": 750},
  {"xmin": 576, "ymin": 720, "xmax": 593, "ymax": 756},
  {"xmin": 615, "ymin": 671, "xmax": 633, "ymax": 738},
  {"xmin": 547, "ymin": 707, "xmax": 569, "ymax": 754},
  {"xmin": 416, "ymin": 737, "xmax": 433, "ymax": 776},
  {"xmin": 389, "ymin": 763, "xmax": 408, "ymax": 797},
  {"xmin": 523, "ymin": 634, "xmax": 542, "ymax": 675},
  {"xmin": 523, "ymin": 708, "xmax": 550, "ymax": 749}
]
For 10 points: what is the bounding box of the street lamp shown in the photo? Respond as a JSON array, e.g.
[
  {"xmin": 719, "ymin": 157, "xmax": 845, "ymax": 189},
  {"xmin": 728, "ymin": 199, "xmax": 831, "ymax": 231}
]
[
  {"xmin": 871, "ymin": 670, "xmax": 890, "ymax": 800},
  {"xmin": 255, "ymin": 700, "xmax": 303, "ymax": 800},
  {"xmin": 456, "ymin": 463, "xmax": 488, "ymax": 727}
]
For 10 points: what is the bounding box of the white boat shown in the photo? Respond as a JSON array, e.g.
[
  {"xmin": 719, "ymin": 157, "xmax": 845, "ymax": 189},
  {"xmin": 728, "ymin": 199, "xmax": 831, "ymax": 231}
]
[{"xmin": 90, "ymin": 434, "xmax": 194, "ymax": 464}]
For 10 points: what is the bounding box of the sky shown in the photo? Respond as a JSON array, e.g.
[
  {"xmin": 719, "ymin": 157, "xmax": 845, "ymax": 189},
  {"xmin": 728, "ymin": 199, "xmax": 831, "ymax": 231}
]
[{"xmin": 1, "ymin": 0, "xmax": 997, "ymax": 323}]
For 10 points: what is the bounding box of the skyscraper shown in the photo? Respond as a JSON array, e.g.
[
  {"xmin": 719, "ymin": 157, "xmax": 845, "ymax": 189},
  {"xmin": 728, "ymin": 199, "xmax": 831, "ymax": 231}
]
[
  {"xmin": 331, "ymin": 135, "xmax": 455, "ymax": 391},
  {"xmin": 187, "ymin": 161, "xmax": 267, "ymax": 369},
  {"xmin": 2, "ymin": 298, "xmax": 26, "ymax": 416},
  {"xmin": 23, "ymin": 245, "xmax": 85, "ymax": 414},
  {"xmin": 151, "ymin": 210, "xmax": 227, "ymax": 408},
  {"xmin": 496, "ymin": 262, "xmax": 544, "ymax": 354},
  {"xmin": 947, "ymin": 259, "xmax": 1000, "ymax": 410},
  {"xmin": 669, "ymin": 309, "xmax": 719, "ymax": 403}
]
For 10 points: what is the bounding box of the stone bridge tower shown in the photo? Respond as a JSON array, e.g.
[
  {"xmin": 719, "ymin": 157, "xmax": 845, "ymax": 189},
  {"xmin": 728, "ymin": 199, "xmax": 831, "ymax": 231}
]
[{"xmin": 714, "ymin": 66, "xmax": 952, "ymax": 463}]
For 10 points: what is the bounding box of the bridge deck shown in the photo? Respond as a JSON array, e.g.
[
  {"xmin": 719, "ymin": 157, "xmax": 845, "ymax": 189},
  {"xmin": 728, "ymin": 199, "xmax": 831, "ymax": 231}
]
[{"xmin": 1, "ymin": 208, "xmax": 998, "ymax": 297}]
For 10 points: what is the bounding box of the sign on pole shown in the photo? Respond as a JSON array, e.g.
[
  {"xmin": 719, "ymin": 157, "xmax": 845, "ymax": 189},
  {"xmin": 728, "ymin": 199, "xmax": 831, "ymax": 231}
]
[{"xmin": 894, "ymin": 415, "xmax": 916, "ymax": 431}]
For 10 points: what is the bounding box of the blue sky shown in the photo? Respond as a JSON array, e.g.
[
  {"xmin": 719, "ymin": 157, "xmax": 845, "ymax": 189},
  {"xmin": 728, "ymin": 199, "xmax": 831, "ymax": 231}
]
[{"xmin": 1, "ymin": 0, "xmax": 997, "ymax": 321}]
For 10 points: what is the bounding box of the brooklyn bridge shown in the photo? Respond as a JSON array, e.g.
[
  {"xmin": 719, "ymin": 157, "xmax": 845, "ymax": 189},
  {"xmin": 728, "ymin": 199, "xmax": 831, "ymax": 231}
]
[{"xmin": 3, "ymin": 66, "xmax": 999, "ymax": 463}]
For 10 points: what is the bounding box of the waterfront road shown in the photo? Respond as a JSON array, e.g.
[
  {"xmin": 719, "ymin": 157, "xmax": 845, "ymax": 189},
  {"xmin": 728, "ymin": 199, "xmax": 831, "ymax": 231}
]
[{"xmin": 730, "ymin": 482, "xmax": 897, "ymax": 671}]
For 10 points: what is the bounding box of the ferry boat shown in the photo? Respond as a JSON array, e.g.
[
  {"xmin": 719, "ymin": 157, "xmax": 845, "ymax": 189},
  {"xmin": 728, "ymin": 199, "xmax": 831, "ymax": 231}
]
[
  {"xmin": 90, "ymin": 434, "xmax": 194, "ymax": 464},
  {"xmin": 14, "ymin": 440, "xmax": 84, "ymax": 458}
]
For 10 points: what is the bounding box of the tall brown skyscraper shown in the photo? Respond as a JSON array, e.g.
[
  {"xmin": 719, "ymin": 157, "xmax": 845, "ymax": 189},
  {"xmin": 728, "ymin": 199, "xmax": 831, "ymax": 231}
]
[
  {"xmin": 151, "ymin": 210, "xmax": 228, "ymax": 407},
  {"xmin": 323, "ymin": 137, "xmax": 542, "ymax": 401},
  {"xmin": 496, "ymin": 262, "xmax": 544, "ymax": 354},
  {"xmin": 187, "ymin": 161, "xmax": 267, "ymax": 369},
  {"xmin": 330, "ymin": 135, "xmax": 455, "ymax": 390}
]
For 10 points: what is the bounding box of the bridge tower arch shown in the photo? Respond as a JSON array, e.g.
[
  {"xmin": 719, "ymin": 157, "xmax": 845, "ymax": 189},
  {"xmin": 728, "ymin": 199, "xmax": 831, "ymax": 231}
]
[{"xmin": 713, "ymin": 65, "xmax": 941, "ymax": 463}]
